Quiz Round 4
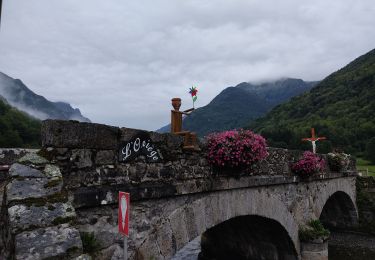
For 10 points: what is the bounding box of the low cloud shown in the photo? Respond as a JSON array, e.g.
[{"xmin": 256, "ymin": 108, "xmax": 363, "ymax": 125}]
[{"xmin": 0, "ymin": 0, "xmax": 374, "ymax": 130}]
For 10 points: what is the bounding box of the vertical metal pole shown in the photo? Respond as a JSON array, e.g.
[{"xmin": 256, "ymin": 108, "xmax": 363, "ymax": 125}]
[{"xmin": 123, "ymin": 236, "xmax": 128, "ymax": 260}]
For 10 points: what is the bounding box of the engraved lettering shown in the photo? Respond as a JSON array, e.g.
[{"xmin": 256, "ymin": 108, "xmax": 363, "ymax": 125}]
[
  {"xmin": 133, "ymin": 138, "xmax": 141, "ymax": 152},
  {"xmin": 122, "ymin": 143, "xmax": 132, "ymax": 160}
]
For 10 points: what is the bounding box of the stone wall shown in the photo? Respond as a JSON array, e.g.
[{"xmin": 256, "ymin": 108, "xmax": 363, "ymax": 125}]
[
  {"xmin": 40, "ymin": 120, "xmax": 356, "ymax": 209},
  {"xmin": 0, "ymin": 120, "xmax": 358, "ymax": 259},
  {"xmin": 0, "ymin": 149, "xmax": 38, "ymax": 259},
  {"xmin": 0, "ymin": 153, "xmax": 84, "ymax": 259}
]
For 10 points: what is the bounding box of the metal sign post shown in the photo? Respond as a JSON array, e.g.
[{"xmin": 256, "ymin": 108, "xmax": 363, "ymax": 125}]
[
  {"xmin": 123, "ymin": 236, "xmax": 128, "ymax": 260},
  {"xmin": 118, "ymin": 192, "xmax": 130, "ymax": 260}
]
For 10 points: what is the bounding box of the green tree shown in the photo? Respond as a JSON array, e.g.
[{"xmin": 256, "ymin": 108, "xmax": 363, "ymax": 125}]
[
  {"xmin": 365, "ymin": 137, "xmax": 375, "ymax": 164},
  {"xmin": 0, "ymin": 100, "xmax": 41, "ymax": 148}
]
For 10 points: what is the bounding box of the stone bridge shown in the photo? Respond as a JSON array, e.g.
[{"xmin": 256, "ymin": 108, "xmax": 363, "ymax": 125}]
[{"xmin": 0, "ymin": 120, "xmax": 358, "ymax": 260}]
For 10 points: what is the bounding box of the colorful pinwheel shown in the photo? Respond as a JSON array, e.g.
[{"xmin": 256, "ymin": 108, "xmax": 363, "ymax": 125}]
[{"xmin": 189, "ymin": 86, "xmax": 198, "ymax": 107}]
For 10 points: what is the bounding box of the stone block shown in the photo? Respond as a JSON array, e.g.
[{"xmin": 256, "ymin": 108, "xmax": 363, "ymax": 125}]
[
  {"xmin": 136, "ymin": 233, "xmax": 162, "ymax": 260},
  {"xmin": 18, "ymin": 153, "xmax": 49, "ymax": 165},
  {"xmin": 148, "ymin": 131, "xmax": 167, "ymax": 143},
  {"xmin": 95, "ymin": 150, "xmax": 116, "ymax": 165},
  {"xmin": 169, "ymin": 208, "xmax": 189, "ymax": 251},
  {"xmin": 44, "ymin": 164, "xmax": 62, "ymax": 179},
  {"xmin": 301, "ymin": 241, "xmax": 328, "ymax": 260},
  {"xmin": 41, "ymin": 120, "xmax": 120, "ymax": 149},
  {"xmin": 190, "ymin": 199, "xmax": 207, "ymax": 235},
  {"xmin": 6, "ymin": 178, "xmax": 63, "ymax": 203},
  {"xmin": 95, "ymin": 244, "xmax": 123, "ymax": 260},
  {"xmin": 9, "ymin": 163, "xmax": 45, "ymax": 178},
  {"xmin": 8, "ymin": 202, "xmax": 76, "ymax": 233},
  {"xmin": 15, "ymin": 224, "xmax": 82, "ymax": 259},
  {"xmin": 71, "ymin": 149, "xmax": 93, "ymax": 169},
  {"xmin": 184, "ymin": 205, "xmax": 199, "ymax": 240},
  {"xmin": 155, "ymin": 220, "xmax": 174, "ymax": 258},
  {"xmin": 120, "ymin": 127, "xmax": 146, "ymax": 142},
  {"xmin": 0, "ymin": 149, "xmax": 37, "ymax": 165}
]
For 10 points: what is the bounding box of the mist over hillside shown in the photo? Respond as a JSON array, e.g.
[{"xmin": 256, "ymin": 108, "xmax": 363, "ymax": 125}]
[{"xmin": 0, "ymin": 72, "xmax": 90, "ymax": 122}]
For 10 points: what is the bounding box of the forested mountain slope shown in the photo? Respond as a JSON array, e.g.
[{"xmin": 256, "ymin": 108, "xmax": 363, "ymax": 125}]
[{"xmin": 250, "ymin": 49, "xmax": 375, "ymax": 155}]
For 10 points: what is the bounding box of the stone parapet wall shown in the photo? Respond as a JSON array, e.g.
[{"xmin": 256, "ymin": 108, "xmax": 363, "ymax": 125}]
[{"xmin": 40, "ymin": 120, "xmax": 357, "ymax": 209}]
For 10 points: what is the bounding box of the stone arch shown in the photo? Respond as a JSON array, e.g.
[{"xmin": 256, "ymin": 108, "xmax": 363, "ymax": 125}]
[
  {"xmin": 312, "ymin": 178, "xmax": 357, "ymax": 222},
  {"xmin": 136, "ymin": 188, "xmax": 300, "ymax": 259},
  {"xmin": 198, "ymin": 215, "xmax": 298, "ymax": 260},
  {"xmin": 319, "ymin": 191, "xmax": 358, "ymax": 229}
]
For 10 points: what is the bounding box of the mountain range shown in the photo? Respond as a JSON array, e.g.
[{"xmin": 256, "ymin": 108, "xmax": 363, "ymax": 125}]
[
  {"xmin": 250, "ymin": 48, "xmax": 375, "ymax": 155},
  {"xmin": 158, "ymin": 78, "xmax": 317, "ymax": 137},
  {"xmin": 0, "ymin": 72, "xmax": 90, "ymax": 122},
  {"xmin": 2, "ymin": 47, "xmax": 374, "ymax": 153},
  {"xmin": 0, "ymin": 71, "xmax": 90, "ymax": 147}
]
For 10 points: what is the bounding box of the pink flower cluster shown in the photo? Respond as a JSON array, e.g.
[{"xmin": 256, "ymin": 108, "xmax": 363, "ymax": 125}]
[
  {"xmin": 291, "ymin": 151, "xmax": 326, "ymax": 177},
  {"xmin": 205, "ymin": 129, "xmax": 268, "ymax": 168}
]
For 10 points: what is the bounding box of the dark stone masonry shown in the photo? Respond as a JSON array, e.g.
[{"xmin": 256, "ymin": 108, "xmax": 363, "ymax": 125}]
[{"xmin": 0, "ymin": 120, "xmax": 359, "ymax": 260}]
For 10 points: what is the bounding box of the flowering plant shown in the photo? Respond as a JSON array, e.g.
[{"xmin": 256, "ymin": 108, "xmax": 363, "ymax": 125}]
[
  {"xmin": 291, "ymin": 151, "xmax": 326, "ymax": 177},
  {"xmin": 205, "ymin": 129, "xmax": 268, "ymax": 170},
  {"xmin": 327, "ymin": 152, "xmax": 350, "ymax": 172}
]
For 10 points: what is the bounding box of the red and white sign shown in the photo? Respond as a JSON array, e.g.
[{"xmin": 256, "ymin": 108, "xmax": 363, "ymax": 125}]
[{"xmin": 118, "ymin": 192, "xmax": 130, "ymax": 236}]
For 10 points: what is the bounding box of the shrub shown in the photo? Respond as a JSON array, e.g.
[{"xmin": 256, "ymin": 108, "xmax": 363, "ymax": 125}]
[
  {"xmin": 205, "ymin": 129, "xmax": 268, "ymax": 170},
  {"xmin": 299, "ymin": 220, "xmax": 330, "ymax": 242},
  {"xmin": 327, "ymin": 152, "xmax": 350, "ymax": 172},
  {"xmin": 291, "ymin": 151, "xmax": 325, "ymax": 177}
]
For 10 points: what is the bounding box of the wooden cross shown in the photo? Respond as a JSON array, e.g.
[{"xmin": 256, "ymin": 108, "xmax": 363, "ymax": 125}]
[{"xmin": 302, "ymin": 128, "xmax": 326, "ymax": 153}]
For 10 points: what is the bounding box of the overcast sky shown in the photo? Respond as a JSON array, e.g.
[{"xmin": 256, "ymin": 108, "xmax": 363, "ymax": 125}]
[{"xmin": 0, "ymin": 0, "xmax": 374, "ymax": 130}]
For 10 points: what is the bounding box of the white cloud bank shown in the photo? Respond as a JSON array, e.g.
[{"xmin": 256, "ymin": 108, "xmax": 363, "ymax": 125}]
[{"xmin": 0, "ymin": 0, "xmax": 374, "ymax": 130}]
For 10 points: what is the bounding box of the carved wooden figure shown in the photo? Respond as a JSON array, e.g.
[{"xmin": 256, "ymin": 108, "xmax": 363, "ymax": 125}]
[{"xmin": 170, "ymin": 98, "xmax": 199, "ymax": 150}]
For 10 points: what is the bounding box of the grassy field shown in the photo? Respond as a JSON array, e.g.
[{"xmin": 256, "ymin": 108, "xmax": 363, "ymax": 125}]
[{"xmin": 357, "ymin": 158, "xmax": 375, "ymax": 176}]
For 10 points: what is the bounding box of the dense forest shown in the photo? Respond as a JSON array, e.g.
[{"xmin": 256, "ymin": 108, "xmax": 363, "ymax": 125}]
[
  {"xmin": 0, "ymin": 98, "xmax": 41, "ymax": 148},
  {"xmin": 249, "ymin": 48, "xmax": 375, "ymax": 157}
]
